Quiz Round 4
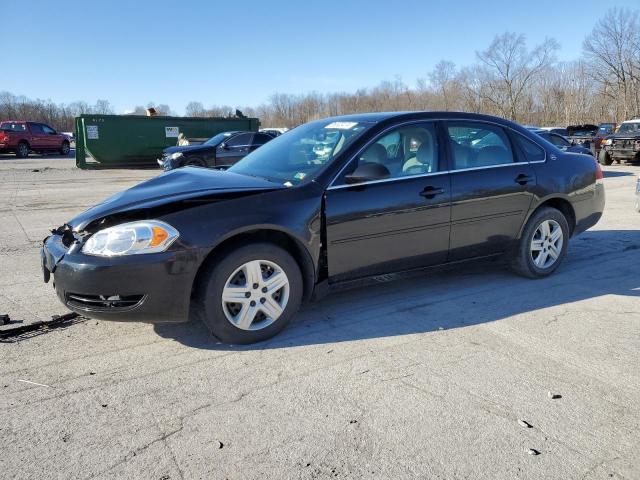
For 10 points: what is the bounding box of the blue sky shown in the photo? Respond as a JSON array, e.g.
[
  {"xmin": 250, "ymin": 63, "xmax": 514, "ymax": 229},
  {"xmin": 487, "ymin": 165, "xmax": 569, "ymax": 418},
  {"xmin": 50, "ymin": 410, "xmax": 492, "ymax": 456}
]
[{"xmin": 3, "ymin": 0, "xmax": 638, "ymax": 114}]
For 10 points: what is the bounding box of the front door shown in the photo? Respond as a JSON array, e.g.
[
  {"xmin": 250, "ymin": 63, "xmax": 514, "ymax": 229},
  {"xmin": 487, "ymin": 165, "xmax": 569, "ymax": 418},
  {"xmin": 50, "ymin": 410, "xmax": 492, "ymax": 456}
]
[
  {"xmin": 216, "ymin": 133, "xmax": 253, "ymax": 167},
  {"xmin": 27, "ymin": 123, "xmax": 47, "ymax": 149},
  {"xmin": 325, "ymin": 122, "xmax": 451, "ymax": 282},
  {"xmin": 443, "ymin": 121, "xmax": 536, "ymax": 260}
]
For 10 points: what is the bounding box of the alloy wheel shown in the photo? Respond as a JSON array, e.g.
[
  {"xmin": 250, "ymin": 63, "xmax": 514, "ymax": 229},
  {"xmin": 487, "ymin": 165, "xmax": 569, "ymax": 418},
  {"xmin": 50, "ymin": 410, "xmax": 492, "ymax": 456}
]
[
  {"xmin": 530, "ymin": 219, "xmax": 563, "ymax": 269},
  {"xmin": 221, "ymin": 259, "xmax": 290, "ymax": 331}
]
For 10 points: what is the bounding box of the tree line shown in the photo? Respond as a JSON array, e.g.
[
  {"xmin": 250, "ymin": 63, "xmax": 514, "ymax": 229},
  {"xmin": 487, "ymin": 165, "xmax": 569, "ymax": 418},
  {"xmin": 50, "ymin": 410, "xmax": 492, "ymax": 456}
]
[{"xmin": 2, "ymin": 8, "xmax": 638, "ymax": 132}]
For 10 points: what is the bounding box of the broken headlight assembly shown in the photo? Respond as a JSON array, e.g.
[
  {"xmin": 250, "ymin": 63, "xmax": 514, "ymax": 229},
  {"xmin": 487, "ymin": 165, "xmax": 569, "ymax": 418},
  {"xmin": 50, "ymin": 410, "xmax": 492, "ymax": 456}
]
[{"xmin": 82, "ymin": 220, "xmax": 179, "ymax": 257}]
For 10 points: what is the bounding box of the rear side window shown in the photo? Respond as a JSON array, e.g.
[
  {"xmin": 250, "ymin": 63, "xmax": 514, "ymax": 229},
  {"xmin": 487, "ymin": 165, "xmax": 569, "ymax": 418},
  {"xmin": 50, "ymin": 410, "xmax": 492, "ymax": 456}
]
[
  {"xmin": 514, "ymin": 134, "xmax": 546, "ymax": 162},
  {"xmin": 0, "ymin": 122, "xmax": 26, "ymax": 132},
  {"xmin": 445, "ymin": 122, "xmax": 514, "ymax": 170}
]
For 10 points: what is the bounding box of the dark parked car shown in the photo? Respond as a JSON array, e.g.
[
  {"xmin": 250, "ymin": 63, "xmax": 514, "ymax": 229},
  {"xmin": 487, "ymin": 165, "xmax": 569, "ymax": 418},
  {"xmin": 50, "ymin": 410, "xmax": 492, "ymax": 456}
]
[
  {"xmin": 158, "ymin": 131, "xmax": 274, "ymax": 170},
  {"xmin": 599, "ymin": 119, "xmax": 640, "ymax": 165},
  {"xmin": 532, "ymin": 130, "xmax": 593, "ymax": 156},
  {"xmin": 566, "ymin": 124, "xmax": 599, "ymax": 149},
  {"xmin": 42, "ymin": 112, "xmax": 605, "ymax": 344}
]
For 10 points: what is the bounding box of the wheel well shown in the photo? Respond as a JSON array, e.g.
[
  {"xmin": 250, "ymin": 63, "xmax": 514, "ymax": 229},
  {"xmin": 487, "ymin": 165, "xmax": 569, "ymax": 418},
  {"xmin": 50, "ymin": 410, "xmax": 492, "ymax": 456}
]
[
  {"xmin": 533, "ymin": 198, "xmax": 576, "ymax": 235},
  {"xmin": 191, "ymin": 229, "xmax": 316, "ymax": 303}
]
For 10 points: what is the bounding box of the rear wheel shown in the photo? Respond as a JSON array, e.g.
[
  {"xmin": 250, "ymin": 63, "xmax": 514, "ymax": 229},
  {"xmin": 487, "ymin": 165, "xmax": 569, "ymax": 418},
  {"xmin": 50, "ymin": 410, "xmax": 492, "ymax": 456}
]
[
  {"xmin": 510, "ymin": 207, "xmax": 569, "ymax": 278},
  {"xmin": 198, "ymin": 243, "xmax": 303, "ymax": 344},
  {"xmin": 598, "ymin": 149, "xmax": 613, "ymax": 166},
  {"xmin": 16, "ymin": 142, "xmax": 29, "ymax": 158},
  {"xmin": 59, "ymin": 141, "xmax": 70, "ymax": 156}
]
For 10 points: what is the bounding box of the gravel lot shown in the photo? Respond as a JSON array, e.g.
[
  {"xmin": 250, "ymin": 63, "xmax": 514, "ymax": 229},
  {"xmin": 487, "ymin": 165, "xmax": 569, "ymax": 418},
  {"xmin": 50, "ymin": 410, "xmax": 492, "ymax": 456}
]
[{"xmin": 1, "ymin": 154, "xmax": 639, "ymax": 479}]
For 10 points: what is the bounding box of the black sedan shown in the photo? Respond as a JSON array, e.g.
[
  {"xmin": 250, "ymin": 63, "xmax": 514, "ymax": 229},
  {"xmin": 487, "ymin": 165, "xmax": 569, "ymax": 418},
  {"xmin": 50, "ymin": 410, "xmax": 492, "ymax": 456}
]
[
  {"xmin": 42, "ymin": 112, "xmax": 605, "ymax": 344},
  {"xmin": 532, "ymin": 130, "xmax": 593, "ymax": 156},
  {"xmin": 158, "ymin": 131, "xmax": 275, "ymax": 170}
]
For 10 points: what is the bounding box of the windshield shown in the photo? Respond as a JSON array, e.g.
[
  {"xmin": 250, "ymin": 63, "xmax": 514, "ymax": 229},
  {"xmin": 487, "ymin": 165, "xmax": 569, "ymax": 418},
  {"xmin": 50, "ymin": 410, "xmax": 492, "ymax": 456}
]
[
  {"xmin": 204, "ymin": 132, "xmax": 234, "ymax": 146},
  {"xmin": 228, "ymin": 119, "xmax": 374, "ymax": 184},
  {"xmin": 618, "ymin": 122, "xmax": 640, "ymax": 134}
]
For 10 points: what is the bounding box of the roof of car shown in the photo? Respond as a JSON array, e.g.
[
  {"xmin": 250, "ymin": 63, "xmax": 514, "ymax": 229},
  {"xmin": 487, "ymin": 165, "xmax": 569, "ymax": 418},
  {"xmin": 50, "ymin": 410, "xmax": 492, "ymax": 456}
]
[{"xmin": 319, "ymin": 111, "xmax": 522, "ymax": 126}]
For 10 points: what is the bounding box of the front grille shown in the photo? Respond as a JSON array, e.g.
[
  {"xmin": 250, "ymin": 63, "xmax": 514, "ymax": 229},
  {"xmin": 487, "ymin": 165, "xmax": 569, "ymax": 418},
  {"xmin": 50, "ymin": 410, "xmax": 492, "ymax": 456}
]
[{"xmin": 66, "ymin": 293, "xmax": 144, "ymax": 311}]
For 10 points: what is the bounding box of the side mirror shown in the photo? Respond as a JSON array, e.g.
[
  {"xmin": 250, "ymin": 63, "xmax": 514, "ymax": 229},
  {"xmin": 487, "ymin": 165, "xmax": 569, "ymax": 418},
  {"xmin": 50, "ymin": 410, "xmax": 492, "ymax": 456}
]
[
  {"xmin": 218, "ymin": 142, "xmax": 228, "ymax": 150},
  {"xmin": 345, "ymin": 163, "xmax": 390, "ymax": 184}
]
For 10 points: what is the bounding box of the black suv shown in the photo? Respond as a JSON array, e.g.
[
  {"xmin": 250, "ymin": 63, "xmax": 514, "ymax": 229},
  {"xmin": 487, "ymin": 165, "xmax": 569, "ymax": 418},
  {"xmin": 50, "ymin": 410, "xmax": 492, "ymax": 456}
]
[{"xmin": 159, "ymin": 131, "xmax": 274, "ymax": 171}]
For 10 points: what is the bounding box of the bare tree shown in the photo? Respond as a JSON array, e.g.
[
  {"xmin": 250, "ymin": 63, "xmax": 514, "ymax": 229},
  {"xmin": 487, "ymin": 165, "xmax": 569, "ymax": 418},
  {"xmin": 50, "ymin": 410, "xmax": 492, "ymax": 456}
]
[
  {"xmin": 475, "ymin": 32, "xmax": 559, "ymax": 120},
  {"xmin": 583, "ymin": 7, "xmax": 640, "ymax": 120}
]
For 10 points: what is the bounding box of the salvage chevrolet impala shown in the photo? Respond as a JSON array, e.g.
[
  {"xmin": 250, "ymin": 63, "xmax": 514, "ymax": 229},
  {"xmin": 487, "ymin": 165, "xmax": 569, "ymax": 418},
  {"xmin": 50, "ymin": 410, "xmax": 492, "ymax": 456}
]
[{"xmin": 42, "ymin": 112, "xmax": 605, "ymax": 344}]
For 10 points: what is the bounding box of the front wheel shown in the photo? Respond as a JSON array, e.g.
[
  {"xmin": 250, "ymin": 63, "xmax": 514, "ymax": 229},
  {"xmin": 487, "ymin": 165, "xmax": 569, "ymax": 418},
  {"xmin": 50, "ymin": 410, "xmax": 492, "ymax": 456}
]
[
  {"xmin": 59, "ymin": 141, "xmax": 70, "ymax": 156},
  {"xmin": 598, "ymin": 150, "xmax": 613, "ymax": 166},
  {"xmin": 198, "ymin": 243, "xmax": 303, "ymax": 344},
  {"xmin": 510, "ymin": 207, "xmax": 569, "ymax": 278}
]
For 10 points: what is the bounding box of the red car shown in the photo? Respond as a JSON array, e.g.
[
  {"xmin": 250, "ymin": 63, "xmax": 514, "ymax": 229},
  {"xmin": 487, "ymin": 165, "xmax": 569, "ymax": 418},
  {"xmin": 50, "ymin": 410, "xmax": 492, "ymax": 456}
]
[{"xmin": 0, "ymin": 121, "xmax": 71, "ymax": 158}]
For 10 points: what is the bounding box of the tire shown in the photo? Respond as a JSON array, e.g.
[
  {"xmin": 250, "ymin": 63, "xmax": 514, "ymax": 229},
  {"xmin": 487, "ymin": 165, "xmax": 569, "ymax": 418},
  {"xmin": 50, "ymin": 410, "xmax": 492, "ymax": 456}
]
[
  {"xmin": 185, "ymin": 157, "xmax": 206, "ymax": 167},
  {"xmin": 598, "ymin": 149, "xmax": 613, "ymax": 166},
  {"xmin": 510, "ymin": 207, "xmax": 570, "ymax": 279},
  {"xmin": 59, "ymin": 141, "xmax": 70, "ymax": 156},
  {"xmin": 15, "ymin": 142, "xmax": 29, "ymax": 159},
  {"xmin": 198, "ymin": 242, "xmax": 303, "ymax": 344}
]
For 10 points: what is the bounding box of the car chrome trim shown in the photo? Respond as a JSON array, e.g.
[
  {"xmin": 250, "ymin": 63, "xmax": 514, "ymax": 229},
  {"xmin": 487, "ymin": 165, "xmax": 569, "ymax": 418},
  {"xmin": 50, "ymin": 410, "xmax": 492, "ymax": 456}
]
[{"xmin": 328, "ymin": 117, "xmax": 548, "ymax": 189}]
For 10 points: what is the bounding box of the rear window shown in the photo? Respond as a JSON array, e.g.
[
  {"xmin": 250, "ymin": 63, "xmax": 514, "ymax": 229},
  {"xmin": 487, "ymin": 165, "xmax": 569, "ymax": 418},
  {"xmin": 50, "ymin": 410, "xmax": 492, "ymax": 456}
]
[
  {"xmin": 0, "ymin": 122, "xmax": 26, "ymax": 132},
  {"xmin": 514, "ymin": 134, "xmax": 546, "ymax": 162}
]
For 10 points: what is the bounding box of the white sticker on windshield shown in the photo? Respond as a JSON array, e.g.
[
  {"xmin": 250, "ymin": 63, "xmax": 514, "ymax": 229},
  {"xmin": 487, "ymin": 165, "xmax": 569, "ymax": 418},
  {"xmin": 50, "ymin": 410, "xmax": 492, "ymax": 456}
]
[{"xmin": 324, "ymin": 122, "xmax": 358, "ymax": 130}]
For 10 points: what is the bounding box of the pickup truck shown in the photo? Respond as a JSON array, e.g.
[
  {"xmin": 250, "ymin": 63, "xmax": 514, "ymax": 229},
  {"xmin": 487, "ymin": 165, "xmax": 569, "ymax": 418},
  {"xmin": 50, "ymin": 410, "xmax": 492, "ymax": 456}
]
[
  {"xmin": 0, "ymin": 121, "xmax": 71, "ymax": 158},
  {"xmin": 599, "ymin": 119, "xmax": 640, "ymax": 165}
]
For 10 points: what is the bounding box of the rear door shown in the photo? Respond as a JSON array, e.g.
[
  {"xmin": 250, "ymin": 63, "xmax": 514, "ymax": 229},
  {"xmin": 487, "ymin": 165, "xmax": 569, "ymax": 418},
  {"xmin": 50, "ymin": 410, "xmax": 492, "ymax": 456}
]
[
  {"xmin": 445, "ymin": 121, "xmax": 536, "ymax": 260},
  {"xmin": 216, "ymin": 133, "xmax": 253, "ymax": 166},
  {"xmin": 325, "ymin": 121, "xmax": 451, "ymax": 281},
  {"xmin": 27, "ymin": 123, "xmax": 47, "ymax": 149}
]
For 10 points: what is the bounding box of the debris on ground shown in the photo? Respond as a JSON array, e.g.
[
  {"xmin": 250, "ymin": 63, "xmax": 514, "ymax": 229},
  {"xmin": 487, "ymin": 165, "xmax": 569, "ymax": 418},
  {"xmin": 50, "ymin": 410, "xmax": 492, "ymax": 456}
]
[
  {"xmin": 217, "ymin": 441, "xmax": 224, "ymax": 449},
  {"xmin": 528, "ymin": 449, "xmax": 540, "ymax": 456},
  {"xmin": 548, "ymin": 391, "xmax": 562, "ymax": 399},
  {"xmin": 17, "ymin": 379, "xmax": 52, "ymax": 388},
  {"xmin": 1, "ymin": 314, "xmax": 10, "ymax": 325},
  {"xmin": 0, "ymin": 313, "xmax": 84, "ymax": 342},
  {"xmin": 518, "ymin": 419, "xmax": 533, "ymax": 428}
]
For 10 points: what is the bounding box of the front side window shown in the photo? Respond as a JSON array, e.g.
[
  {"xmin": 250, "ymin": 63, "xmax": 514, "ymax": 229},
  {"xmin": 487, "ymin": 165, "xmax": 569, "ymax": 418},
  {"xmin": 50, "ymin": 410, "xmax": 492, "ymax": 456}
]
[
  {"xmin": 42, "ymin": 124, "xmax": 56, "ymax": 134},
  {"xmin": 446, "ymin": 122, "xmax": 514, "ymax": 169},
  {"xmin": 226, "ymin": 133, "xmax": 252, "ymax": 147},
  {"xmin": 335, "ymin": 122, "xmax": 439, "ymax": 185},
  {"xmin": 228, "ymin": 119, "xmax": 373, "ymax": 184},
  {"xmin": 29, "ymin": 123, "xmax": 44, "ymax": 134}
]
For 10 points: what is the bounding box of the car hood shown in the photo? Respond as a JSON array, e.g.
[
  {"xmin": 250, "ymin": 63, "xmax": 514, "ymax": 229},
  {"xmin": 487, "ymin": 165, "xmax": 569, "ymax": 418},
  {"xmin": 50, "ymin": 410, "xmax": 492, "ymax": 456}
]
[
  {"xmin": 162, "ymin": 144, "xmax": 214, "ymax": 155},
  {"xmin": 68, "ymin": 167, "xmax": 285, "ymax": 231}
]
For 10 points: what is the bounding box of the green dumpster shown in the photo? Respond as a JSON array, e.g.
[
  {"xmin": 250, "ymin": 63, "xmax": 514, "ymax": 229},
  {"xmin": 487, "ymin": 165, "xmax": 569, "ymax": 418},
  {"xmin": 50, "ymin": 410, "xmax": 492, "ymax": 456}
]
[{"xmin": 75, "ymin": 114, "xmax": 260, "ymax": 169}]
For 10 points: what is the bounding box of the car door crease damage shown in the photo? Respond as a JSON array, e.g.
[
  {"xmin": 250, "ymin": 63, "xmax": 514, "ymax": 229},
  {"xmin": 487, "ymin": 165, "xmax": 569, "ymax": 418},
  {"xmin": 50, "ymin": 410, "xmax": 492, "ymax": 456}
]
[{"xmin": 41, "ymin": 111, "xmax": 606, "ymax": 343}]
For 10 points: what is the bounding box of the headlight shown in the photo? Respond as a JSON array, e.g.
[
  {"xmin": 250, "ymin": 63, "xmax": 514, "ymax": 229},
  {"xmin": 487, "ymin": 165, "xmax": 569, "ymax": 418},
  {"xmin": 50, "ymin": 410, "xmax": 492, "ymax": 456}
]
[
  {"xmin": 604, "ymin": 139, "xmax": 612, "ymax": 146},
  {"xmin": 82, "ymin": 220, "xmax": 179, "ymax": 257},
  {"xmin": 169, "ymin": 152, "xmax": 183, "ymax": 160}
]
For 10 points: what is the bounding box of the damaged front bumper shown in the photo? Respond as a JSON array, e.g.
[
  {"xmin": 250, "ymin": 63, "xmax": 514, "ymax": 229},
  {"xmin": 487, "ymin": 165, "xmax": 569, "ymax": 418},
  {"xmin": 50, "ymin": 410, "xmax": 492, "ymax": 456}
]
[{"xmin": 41, "ymin": 230, "xmax": 198, "ymax": 323}]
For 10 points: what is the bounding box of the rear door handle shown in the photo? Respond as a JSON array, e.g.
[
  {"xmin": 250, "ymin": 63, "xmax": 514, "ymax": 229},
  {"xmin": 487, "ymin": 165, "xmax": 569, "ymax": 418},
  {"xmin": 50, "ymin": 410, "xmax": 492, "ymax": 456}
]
[
  {"xmin": 419, "ymin": 186, "xmax": 445, "ymax": 198},
  {"xmin": 515, "ymin": 174, "xmax": 534, "ymax": 185}
]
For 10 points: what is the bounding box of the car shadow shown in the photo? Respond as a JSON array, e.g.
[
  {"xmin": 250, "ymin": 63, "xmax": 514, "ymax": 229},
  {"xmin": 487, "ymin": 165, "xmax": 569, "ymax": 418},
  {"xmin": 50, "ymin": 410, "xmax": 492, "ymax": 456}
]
[
  {"xmin": 154, "ymin": 229, "xmax": 640, "ymax": 350},
  {"xmin": 603, "ymin": 170, "xmax": 636, "ymax": 178}
]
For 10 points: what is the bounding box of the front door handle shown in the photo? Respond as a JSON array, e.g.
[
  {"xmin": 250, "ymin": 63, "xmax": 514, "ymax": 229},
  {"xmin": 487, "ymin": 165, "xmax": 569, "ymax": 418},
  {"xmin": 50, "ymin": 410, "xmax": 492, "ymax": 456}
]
[
  {"xmin": 515, "ymin": 174, "xmax": 534, "ymax": 185},
  {"xmin": 419, "ymin": 186, "xmax": 445, "ymax": 199}
]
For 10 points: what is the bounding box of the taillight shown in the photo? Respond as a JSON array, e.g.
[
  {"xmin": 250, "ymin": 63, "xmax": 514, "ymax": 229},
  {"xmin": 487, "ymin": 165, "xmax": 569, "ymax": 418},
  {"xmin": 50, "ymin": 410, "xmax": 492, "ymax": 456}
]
[{"xmin": 594, "ymin": 158, "xmax": 603, "ymax": 183}]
